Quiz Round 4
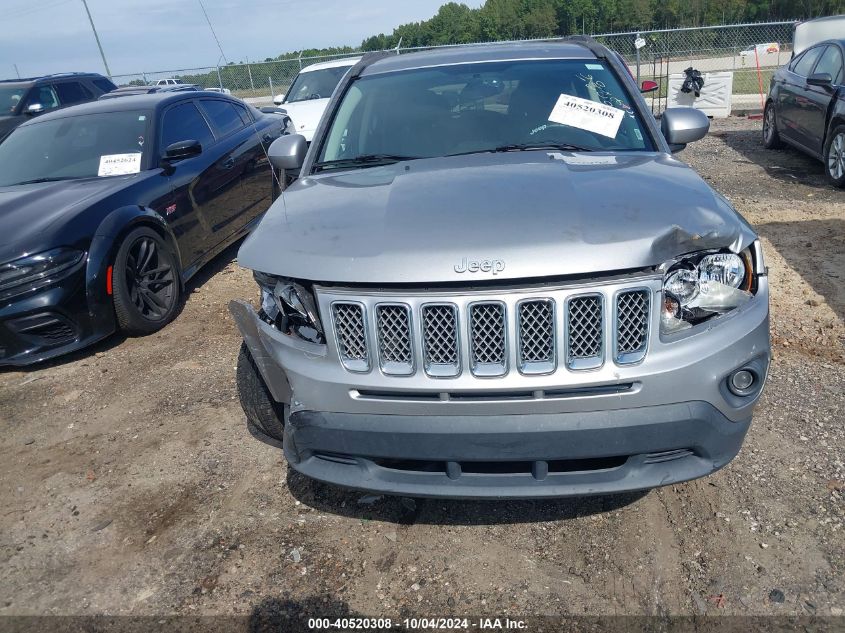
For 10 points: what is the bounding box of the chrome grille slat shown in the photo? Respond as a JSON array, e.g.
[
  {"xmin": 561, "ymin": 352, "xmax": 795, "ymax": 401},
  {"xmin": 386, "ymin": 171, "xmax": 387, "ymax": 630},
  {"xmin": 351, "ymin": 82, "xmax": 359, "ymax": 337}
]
[
  {"xmin": 567, "ymin": 295, "xmax": 603, "ymax": 370},
  {"xmin": 469, "ymin": 302, "xmax": 506, "ymax": 376},
  {"xmin": 615, "ymin": 290, "xmax": 650, "ymax": 364},
  {"xmin": 332, "ymin": 303, "xmax": 369, "ymax": 372},
  {"xmin": 422, "ymin": 304, "xmax": 459, "ymax": 377},
  {"xmin": 376, "ymin": 304, "xmax": 413, "ymax": 375},
  {"xmin": 518, "ymin": 299, "xmax": 555, "ymax": 374}
]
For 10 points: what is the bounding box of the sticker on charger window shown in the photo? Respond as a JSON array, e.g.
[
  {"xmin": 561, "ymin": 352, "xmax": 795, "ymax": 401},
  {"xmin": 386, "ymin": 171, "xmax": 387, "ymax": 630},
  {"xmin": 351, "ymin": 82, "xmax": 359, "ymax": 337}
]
[
  {"xmin": 548, "ymin": 94, "xmax": 624, "ymax": 139},
  {"xmin": 98, "ymin": 153, "xmax": 142, "ymax": 177}
]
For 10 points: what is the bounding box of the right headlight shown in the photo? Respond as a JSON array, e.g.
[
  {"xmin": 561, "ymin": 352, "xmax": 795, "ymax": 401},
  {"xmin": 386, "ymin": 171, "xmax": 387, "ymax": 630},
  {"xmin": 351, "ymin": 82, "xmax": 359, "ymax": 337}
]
[
  {"xmin": 253, "ymin": 271, "xmax": 324, "ymax": 344},
  {"xmin": 0, "ymin": 247, "xmax": 86, "ymax": 302},
  {"xmin": 661, "ymin": 244, "xmax": 758, "ymax": 334}
]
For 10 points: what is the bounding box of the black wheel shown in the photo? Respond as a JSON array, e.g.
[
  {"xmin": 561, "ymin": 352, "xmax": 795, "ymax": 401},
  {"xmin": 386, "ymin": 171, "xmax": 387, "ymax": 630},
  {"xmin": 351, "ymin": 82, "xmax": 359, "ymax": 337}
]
[
  {"xmin": 762, "ymin": 101, "xmax": 783, "ymax": 149},
  {"xmin": 237, "ymin": 342, "xmax": 286, "ymax": 444},
  {"xmin": 112, "ymin": 227, "xmax": 180, "ymax": 335},
  {"xmin": 824, "ymin": 124, "xmax": 845, "ymax": 189}
]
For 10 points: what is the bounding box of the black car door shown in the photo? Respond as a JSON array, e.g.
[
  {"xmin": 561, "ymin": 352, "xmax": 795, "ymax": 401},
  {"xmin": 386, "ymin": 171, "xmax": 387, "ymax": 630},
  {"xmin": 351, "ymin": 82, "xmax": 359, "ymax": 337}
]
[
  {"xmin": 802, "ymin": 44, "xmax": 844, "ymax": 155},
  {"xmin": 196, "ymin": 98, "xmax": 274, "ymax": 238},
  {"xmin": 157, "ymin": 99, "xmax": 222, "ymax": 269},
  {"xmin": 778, "ymin": 46, "xmax": 824, "ymax": 148}
]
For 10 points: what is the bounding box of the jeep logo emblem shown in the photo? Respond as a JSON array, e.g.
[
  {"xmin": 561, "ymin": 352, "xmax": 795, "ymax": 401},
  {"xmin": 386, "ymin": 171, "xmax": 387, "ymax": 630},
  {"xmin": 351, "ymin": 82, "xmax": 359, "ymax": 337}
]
[{"xmin": 454, "ymin": 257, "xmax": 506, "ymax": 275}]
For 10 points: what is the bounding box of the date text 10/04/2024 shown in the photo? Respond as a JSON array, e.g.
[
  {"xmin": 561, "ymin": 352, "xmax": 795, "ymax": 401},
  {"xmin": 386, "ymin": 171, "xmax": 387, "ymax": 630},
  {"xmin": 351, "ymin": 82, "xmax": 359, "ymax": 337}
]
[{"xmin": 307, "ymin": 617, "xmax": 528, "ymax": 630}]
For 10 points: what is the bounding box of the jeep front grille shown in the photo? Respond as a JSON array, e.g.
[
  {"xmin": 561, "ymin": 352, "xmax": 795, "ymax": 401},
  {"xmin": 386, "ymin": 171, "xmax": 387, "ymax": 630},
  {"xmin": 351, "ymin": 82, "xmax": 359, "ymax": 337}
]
[{"xmin": 326, "ymin": 281, "xmax": 654, "ymax": 378}]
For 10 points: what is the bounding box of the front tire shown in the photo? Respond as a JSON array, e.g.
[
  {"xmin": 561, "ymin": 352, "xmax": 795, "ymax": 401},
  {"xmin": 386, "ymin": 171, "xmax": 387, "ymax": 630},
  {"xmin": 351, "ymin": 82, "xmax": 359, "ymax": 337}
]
[
  {"xmin": 824, "ymin": 125, "xmax": 845, "ymax": 189},
  {"xmin": 112, "ymin": 227, "xmax": 181, "ymax": 335},
  {"xmin": 762, "ymin": 101, "xmax": 783, "ymax": 149},
  {"xmin": 237, "ymin": 342, "xmax": 286, "ymax": 444}
]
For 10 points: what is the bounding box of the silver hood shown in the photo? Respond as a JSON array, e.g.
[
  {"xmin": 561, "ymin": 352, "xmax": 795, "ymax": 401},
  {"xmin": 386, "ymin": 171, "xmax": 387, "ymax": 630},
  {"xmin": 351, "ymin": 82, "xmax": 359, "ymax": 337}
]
[{"xmin": 238, "ymin": 151, "xmax": 756, "ymax": 284}]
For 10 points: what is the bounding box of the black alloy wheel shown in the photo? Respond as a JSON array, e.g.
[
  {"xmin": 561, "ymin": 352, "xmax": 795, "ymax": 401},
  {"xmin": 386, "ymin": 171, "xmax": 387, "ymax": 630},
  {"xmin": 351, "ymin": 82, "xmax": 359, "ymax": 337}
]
[{"xmin": 113, "ymin": 227, "xmax": 181, "ymax": 334}]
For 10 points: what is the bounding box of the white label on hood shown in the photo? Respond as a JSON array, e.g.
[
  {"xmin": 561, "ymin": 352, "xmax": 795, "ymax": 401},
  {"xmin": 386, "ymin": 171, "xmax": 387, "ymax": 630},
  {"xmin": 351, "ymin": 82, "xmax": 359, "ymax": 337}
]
[
  {"xmin": 548, "ymin": 94, "xmax": 624, "ymax": 139},
  {"xmin": 98, "ymin": 153, "xmax": 142, "ymax": 177}
]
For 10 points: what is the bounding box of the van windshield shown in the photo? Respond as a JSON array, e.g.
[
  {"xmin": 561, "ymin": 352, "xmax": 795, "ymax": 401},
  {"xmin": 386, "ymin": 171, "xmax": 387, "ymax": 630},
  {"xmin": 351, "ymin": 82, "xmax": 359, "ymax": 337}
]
[
  {"xmin": 285, "ymin": 65, "xmax": 353, "ymax": 103},
  {"xmin": 317, "ymin": 58, "xmax": 653, "ymax": 168}
]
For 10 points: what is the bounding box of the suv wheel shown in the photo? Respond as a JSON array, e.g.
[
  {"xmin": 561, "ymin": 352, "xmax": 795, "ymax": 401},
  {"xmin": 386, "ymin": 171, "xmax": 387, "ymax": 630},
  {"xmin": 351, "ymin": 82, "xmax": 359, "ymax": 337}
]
[
  {"xmin": 237, "ymin": 342, "xmax": 286, "ymax": 444},
  {"xmin": 824, "ymin": 125, "xmax": 845, "ymax": 188},
  {"xmin": 762, "ymin": 102, "xmax": 783, "ymax": 149},
  {"xmin": 112, "ymin": 227, "xmax": 181, "ymax": 334}
]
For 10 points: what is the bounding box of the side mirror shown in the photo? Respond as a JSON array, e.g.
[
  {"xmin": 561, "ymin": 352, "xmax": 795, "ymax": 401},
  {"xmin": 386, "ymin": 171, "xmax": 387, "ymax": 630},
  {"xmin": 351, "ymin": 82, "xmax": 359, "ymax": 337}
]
[
  {"xmin": 661, "ymin": 107, "xmax": 710, "ymax": 152},
  {"xmin": 163, "ymin": 139, "xmax": 202, "ymax": 162},
  {"xmin": 640, "ymin": 80, "xmax": 659, "ymax": 94},
  {"xmin": 268, "ymin": 134, "xmax": 307, "ymax": 172},
  {"xmin": 25, "ymin": 103, "xmax": 44, "ymax": 115},
  {"xmin": 273, "ymin": 94, "xmax": 285, "ymax": 106},
  {"xmin": 807, "ymin": 72, "xmax": 832, "ymax": 87}
]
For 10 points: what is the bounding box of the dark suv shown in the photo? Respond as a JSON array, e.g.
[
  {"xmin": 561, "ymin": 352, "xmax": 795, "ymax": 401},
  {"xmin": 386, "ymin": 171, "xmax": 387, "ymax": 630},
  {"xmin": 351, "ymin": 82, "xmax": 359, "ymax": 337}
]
[{"xmin": 0, "ymin": 72, "xmax": 116, "ymax": 140}]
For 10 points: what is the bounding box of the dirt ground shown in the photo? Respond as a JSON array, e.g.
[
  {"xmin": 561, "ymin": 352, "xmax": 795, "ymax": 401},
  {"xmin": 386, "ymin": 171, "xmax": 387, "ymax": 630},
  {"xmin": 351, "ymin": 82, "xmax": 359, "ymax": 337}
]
[{"xmin": 1, "ymin": 117, "xmax": 843, "ymax": 626}]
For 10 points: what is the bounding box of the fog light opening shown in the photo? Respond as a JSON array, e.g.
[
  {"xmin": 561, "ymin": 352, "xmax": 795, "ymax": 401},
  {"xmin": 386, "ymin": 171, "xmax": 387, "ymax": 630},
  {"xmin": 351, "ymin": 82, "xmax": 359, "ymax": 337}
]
[{"xmin": 728, "ymin": 368, "xmax": 757, "ymax": 396}]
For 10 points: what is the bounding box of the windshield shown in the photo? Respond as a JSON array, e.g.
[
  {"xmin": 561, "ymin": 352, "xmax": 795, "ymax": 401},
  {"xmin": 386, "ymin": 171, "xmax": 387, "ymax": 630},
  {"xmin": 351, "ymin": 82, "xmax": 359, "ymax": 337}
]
[
  {"xmin": 285, "ymin": 65, "xmax": 353, "ymax": 103},
  {"xmin": 317, "ymin": 58, "xmax": 653, "ymax": 167},
  {"xmin": 1, "ymin": 85, "xmax": 28, "ymax": 115},
  {"xmin": 0, "ymin": 110, "xmax": 151, "ymax": 187}
]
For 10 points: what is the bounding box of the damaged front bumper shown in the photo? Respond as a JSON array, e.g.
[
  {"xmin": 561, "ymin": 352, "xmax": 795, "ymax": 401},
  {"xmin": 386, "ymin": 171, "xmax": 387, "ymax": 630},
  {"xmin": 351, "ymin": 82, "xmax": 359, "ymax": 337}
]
[{"xmin": 229, "ymin": 276, "xmax": 770, "ymax": 498}]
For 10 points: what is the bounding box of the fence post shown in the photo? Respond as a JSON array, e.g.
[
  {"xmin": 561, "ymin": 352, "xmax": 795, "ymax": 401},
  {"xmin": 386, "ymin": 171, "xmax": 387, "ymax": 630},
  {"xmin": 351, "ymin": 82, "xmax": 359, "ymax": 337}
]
[
  {"xmin": 635, "ymin": 32, "xmax": 641, "ymax": 85},
  {"xmin": 268, "ymin": 77, "xmax": 274, "ymax": 101},
  {"xmin": 247, "ymin": 63, "xmax": 254, "ymax": 90},
  {"xmin": 216, "ymin": 66, "xmax": 223, "ymax": 90}
]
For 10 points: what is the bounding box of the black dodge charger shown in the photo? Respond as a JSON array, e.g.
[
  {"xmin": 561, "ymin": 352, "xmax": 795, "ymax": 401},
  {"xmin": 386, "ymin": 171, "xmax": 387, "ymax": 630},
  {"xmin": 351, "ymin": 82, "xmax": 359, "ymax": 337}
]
[{"xmin": 0, "ymin": 91, "xmax": 291, "ymax": 366}]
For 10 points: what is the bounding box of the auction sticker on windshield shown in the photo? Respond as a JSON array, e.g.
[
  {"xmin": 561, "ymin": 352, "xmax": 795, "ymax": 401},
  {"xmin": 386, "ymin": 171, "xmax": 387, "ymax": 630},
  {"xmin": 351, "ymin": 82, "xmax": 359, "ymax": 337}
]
[
  {"xmin": 98, "ymin": 153, "xmax": 142, "ymax": 177},
  {"xmin": 548, "ymin": 94, "xmax": 624, "ymax": 139}
]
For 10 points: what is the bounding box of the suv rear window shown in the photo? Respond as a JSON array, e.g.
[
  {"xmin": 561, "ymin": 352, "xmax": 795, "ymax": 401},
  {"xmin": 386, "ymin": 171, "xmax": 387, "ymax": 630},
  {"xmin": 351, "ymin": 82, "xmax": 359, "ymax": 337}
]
[
  {"xmin": 93, "ymin": 78, "xmax": 117, "ymax": 93},
  {"xmin": 55, "ymin": 82, "xmax": 94, "ymax": 105}
]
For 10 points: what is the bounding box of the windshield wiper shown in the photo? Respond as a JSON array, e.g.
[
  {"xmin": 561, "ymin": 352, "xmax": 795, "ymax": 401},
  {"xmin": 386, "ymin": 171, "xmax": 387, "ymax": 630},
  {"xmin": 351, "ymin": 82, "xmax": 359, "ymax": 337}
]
[
  {"xmin": 447, "ymin": 142, "xmax": 595, "ymax": 157},
  {"xmin": 10, "ymin": 176, "xmax": 76, "ymax": 186},
  {"xmin": 313, "ymin": 154, "xmax": 420, "ymax": 172}
]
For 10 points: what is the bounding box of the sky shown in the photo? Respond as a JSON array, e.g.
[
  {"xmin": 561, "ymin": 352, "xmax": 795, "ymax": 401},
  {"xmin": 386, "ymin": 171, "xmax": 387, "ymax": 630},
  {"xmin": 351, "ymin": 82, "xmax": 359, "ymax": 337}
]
[{"xmin": 2, "ymin": 0, "xmax": 485, "ymax": 80}]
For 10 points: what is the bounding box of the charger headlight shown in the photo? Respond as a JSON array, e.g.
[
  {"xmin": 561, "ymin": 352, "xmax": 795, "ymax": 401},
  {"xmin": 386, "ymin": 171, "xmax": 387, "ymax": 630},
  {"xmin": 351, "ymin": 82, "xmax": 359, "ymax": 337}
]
[
  {"xmin": 661, "ymin": 245, "xmax": 757, "ymax": 334},
  {"xmin": 0, "ymin": 247, "xmax": 86, "ymax": 302},
  {"xmin": 253, "ymin": 271, "xmax": 324, "ymax": 344}
]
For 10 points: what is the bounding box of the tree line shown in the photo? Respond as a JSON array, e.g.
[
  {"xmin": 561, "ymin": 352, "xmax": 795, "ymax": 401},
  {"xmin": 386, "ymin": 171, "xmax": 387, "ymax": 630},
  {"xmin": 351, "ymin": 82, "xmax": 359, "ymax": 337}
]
[{"xmin": 257, "ymin": 0, "xmax": 843, "ymax": 61}]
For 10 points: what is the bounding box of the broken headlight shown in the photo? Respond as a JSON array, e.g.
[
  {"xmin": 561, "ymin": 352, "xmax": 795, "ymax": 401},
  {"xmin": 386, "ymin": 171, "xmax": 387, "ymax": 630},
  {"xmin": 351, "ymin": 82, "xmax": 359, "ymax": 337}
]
[
  {"xmin": 661, "ymin": 245, "xmax": 758, "ymax": 334},
  {"xmin": 253, "ymin": 271, "xmax": 325, "ymax": 344}
]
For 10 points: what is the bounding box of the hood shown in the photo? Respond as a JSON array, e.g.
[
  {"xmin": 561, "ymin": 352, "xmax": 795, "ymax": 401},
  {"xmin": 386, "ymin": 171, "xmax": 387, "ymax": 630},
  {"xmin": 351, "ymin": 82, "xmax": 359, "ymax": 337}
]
[
  {"xmin": 279, "ymin": 98, "xmax": 330, "ymax": 141},
  {"xmin": 239, "ymin": 151, "xmax": 756, "ymax": 285},
  {"xmin": 0, "ymin": 175, "xmax": 143, "ymax": 263}
]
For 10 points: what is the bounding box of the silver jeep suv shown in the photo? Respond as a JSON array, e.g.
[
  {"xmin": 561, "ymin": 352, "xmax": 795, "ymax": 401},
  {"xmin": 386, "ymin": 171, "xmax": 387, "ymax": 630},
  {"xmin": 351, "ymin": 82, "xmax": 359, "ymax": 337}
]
[{"xmin": 230, "ymin": 39, "xmax": 770, "ymax": 498}]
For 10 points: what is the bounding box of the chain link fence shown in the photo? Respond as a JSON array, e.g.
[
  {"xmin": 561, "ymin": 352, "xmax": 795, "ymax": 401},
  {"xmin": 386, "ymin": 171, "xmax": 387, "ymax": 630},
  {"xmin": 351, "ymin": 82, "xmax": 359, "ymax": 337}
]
[{"xmin": 111, "ymin": 20, "xmax": 796, "ymax": 112}]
